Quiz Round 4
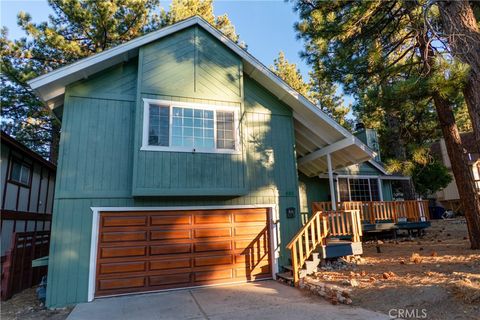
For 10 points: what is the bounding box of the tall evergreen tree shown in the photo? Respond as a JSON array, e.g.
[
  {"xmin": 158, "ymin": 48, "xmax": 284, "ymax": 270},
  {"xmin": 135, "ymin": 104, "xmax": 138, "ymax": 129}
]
[
  {"xmin": 1, "ymin": 0, "xmax": 242, "ymax": 161},
  {"xmin": 271, "ymin": 51, "xmax": 350, "ymax": 128},
  {"xmin": 292, "ymin": 0, "xmax": 480, "ymax": 248}
]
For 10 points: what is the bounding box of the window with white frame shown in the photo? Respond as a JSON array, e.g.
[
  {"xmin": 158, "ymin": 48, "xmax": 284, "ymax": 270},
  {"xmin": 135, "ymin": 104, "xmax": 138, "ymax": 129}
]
[
  {"xmin": 143, "ymin": 99, "xmax": 239, "ymax": 153},
  {"xmin": 338, "ymin": 178, "xmax": 381, "ymax": 201}
]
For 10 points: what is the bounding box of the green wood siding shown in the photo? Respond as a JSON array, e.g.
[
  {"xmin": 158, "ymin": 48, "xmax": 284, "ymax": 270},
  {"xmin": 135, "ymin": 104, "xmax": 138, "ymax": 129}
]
[
  {"xmin": 140, "ymin": 27, "xmax": 242, "ymax": 102},
  {"xmin": 47, "ymin": 30, "xmax": 301, "ymax": 307},
  {"xmin": 335, "ymin": 161, "xmax": 383, "ymax": 176}
]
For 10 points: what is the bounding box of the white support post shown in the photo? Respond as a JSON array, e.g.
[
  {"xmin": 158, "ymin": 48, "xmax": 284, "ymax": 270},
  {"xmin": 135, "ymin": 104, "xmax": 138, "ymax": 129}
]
[
  {"xmin": 327, "ymin": 153, "xmax": 336, "ymax": 210},
  {"xmin": 378, "ymin": 178, "xmax": 384, "ymax": 201}
]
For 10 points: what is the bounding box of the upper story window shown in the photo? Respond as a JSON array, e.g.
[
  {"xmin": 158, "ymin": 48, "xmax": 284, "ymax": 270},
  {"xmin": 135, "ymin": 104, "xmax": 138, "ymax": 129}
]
[
  {"xmin": 10, "ymin": 159, "xmax": 31, "ymax": 186},
  {"xmin": 142, "ymin": 99, "xmax": 239, "ymax": 153}
]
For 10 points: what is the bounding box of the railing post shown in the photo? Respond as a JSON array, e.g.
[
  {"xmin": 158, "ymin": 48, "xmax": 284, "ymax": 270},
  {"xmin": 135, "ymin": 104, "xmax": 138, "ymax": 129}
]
[{"xmin": 292, "ymin": 245, "xmax": 298, "ymax": 284}]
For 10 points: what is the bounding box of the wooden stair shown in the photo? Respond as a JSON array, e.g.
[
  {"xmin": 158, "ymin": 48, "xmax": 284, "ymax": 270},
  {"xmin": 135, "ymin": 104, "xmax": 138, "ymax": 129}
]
[{"xmin": 283, "ymin": 209, "xmax": 363, "ymax": 285}]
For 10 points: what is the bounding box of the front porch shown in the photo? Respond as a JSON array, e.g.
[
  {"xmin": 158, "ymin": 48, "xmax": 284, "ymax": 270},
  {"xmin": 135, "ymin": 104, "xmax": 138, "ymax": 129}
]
[{"xmin": 282, "ymin": 199, "xmax": 431, "ymax": 284}]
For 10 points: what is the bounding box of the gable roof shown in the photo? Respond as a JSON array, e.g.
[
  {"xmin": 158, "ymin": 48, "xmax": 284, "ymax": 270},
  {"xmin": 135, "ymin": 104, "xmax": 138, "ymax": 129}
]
[
  {"xmin": 27, "ymin": 16, "xmax": 375, "ymax": 176},
  {"xmin": 1, "ymin": 131, "xmax": 56, "ymax": 170}
]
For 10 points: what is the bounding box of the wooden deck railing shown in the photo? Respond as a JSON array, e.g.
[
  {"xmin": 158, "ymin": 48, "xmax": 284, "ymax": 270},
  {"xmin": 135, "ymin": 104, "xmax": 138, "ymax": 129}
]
[
  {"xmin": 286, "ymin": 211, "xmax": 328, "ymax": 284},
  {"xmin": 321, "ymin": 210, "xmax": 363, "ymax": 242},
  {"xmin": 286, "ymin": 209, "xmax": 362, "ymax": 284},
  {"xmin": 313, "ymin": 200, "xmax": 430, "ymax": 224}
]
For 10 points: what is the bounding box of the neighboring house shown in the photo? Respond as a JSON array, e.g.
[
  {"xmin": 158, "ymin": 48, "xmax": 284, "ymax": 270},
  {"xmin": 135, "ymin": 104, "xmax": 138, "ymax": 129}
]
[
  {"xmin": 28, "ymin": 17, "xmax": 384, "ymax": 308},
  {"xmin": 431, "ymin": 132, "xmax": 480, "ymax": 211},
  {"xmin": 0, "ymin": 132, "xmax": 56, "ymax": 258}
]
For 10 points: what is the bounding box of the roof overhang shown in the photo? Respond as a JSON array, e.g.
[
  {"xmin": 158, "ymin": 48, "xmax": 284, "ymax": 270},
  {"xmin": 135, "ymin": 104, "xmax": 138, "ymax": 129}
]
[{"xmin": 27, "ymin": 16, "xmax": 375, "ymax": 174}]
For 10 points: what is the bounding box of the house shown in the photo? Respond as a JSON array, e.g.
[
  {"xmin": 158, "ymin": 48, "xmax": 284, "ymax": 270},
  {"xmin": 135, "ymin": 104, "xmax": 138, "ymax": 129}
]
[
  {"xmin": 431, "ymin": 132, "xmax": 480, "ymax": 211},
  {"xmin": 0, "ymin": 131, "xmax": 56, "ymax": 258},
  {"xmin": 27, "ymin": 16, "xmax": 412, "ymax": 308},
  {"xmin": 0, "ymin": 132, "xmax": 55, "ymax": 299}
]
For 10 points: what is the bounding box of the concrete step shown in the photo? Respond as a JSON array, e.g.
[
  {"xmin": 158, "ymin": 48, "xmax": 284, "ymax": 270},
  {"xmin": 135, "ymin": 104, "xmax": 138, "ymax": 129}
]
[{"xmin": 276, "ymin": 271, "xmax": 294, "ymax": 281}]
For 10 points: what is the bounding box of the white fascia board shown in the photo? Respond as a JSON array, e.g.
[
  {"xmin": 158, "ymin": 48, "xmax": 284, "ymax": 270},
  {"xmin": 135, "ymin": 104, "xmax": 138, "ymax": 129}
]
[
  {"xmin": 368, "ymin": 159, "xmax": 388, "ymax": 175},
  {"xmin": 380, "ymin": 175, "xmax": 411, "ymax": 181}
]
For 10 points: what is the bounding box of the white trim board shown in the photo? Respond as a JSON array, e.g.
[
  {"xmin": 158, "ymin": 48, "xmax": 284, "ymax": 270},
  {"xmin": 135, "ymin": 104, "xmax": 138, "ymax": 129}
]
[{"xmin": 88, "ymin": 204, "xmax": 279, "ymax": 302}]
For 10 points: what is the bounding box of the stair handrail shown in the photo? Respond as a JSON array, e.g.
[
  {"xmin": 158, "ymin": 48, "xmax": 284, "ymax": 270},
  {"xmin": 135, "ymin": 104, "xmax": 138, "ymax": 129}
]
[{"xmin": 286, "ymin": 210, "xmax": 329, "ymax": 285}]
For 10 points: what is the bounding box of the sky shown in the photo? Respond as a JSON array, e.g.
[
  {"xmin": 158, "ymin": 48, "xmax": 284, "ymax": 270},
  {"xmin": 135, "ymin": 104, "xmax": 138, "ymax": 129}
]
[
  {"xmin": 0, "ymin": 0, "xmax": 354, "ymax": 108},
  {"xmin": 0, "ymin": 0, "xmax": 310, "ymax": 76}
]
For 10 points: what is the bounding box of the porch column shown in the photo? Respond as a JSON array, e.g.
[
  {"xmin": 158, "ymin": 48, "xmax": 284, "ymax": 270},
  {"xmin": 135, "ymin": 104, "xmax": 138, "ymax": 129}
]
[{"xmin": 326, "ymin": 153, "xmax": 336, "ymax": 210}]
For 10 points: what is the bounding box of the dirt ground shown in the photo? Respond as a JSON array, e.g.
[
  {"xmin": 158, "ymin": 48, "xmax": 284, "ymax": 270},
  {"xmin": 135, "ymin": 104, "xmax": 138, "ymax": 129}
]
[
  {"xmin": 0, "ymin": 288, "xmax": 72, "ymax": 320},
  {"xmin": 312, "ymin": 218, "xmax": 480, "ymax": 320}
]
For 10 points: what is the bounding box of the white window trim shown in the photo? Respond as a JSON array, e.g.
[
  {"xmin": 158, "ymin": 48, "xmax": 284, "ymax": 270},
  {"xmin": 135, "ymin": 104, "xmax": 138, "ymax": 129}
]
[{"xmin": 141, "ymin": 98, "xmax": 241, "ymax": 154}]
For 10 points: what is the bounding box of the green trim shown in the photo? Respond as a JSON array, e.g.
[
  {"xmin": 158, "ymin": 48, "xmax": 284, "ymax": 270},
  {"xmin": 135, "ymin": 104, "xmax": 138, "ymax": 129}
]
[{"xmin": 132, "ymin": 187, "xmax": 248, "ymax": 197}]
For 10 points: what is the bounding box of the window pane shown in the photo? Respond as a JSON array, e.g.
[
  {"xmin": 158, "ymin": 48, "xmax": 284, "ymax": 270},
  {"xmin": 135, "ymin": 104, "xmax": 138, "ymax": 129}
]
[
  {"xmin": 349, "ymin": 179, "xmax": 371, "ymax": 201},
  {"xmin": 216, "ymin": 111, "xmax": 235, "ymax": 150},
  {"xmin": 149, "ymin": 105, "xmax": 169, "ymax": 146},
  {"xmin": 338, "ymin": 178, "xmax": 349, "ymax": 201},
  {"xmin": 10, "ymin": 161, "xmax": 30, "ymax": 185},
  {"xmin": 369, "ymin": 179, "xmax": 380, "ymax": 201}
]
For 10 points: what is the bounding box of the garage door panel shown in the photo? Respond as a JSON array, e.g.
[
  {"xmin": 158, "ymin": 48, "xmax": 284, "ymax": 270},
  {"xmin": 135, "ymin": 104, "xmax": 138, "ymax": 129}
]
[
  {"xmin": 149, "ymin": 258, "xmax": 192, "ymax": 270},
  {"xmin": 194, "ymin": 228, "xmax": 231, "ymax": 238},
  {"xmin": 149, "ymin": 273, "xmax": 191, "ymax": 286},
  {"xmin": 194, "ymin": 254, "xmax": 233, "ymax": 267},
  {"xmin": 99, "ymin": 261, "xmax": 147, "ymax": 274},
  {"xmin": 150, "ymin": 230, "xmax": 192, "ymax": 240},
  {"xmin": 150, "ymin": 244, "xmax": 192, "ymax": 255},
  {"xmin": 96, "ymin": 208, "xmax": 271, "ymax": 297},
  {"xmin": 102, "ymin": 231, "xmax": 147, "ymax": 242},
  {"xmin": 103, "ymin": 216, "xmax": 147, "ymax": 227},
  {"xmin": 194, "ymin": 241, "xmax": 232, "ymax": 252},
  {"xmin": 194, "ymin": 214, "xmax": 231, "ymax": 224},
  {"xmin": 100, "ymin": 246, "xmax": 147, "ymax": 258},
  {"xmin": 151, "ymin": 215, "xmax": 191, "ymax": 226},
  {"xmin": 98, "ymin": 277, "xmax": 146, "ymax": 291},
  {"xmin": 194, "ymin": 269, "xmax": 233, "ymax": 282}
]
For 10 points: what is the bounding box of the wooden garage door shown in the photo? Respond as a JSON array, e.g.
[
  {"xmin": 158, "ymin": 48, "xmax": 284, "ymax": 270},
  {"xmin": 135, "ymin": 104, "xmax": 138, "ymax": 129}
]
[{"xmin": 95, "ymin": 208, "xmax": 271, "ymax": 297}]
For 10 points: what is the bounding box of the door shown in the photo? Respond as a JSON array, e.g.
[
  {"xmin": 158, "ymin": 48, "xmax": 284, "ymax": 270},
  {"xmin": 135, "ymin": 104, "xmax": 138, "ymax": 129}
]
[{"xmin": 95, "ymin": 208, "xmax": 271, "ymax": 297}]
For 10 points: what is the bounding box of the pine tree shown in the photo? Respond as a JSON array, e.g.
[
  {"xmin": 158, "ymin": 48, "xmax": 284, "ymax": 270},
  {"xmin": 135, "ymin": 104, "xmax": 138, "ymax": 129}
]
[
  {"xmin": 1, "ymin": 0, "xmax": 242, "ymax": 161},
  {"xmin": 292, "ymin": 0, "xmax": 480, "ymax": 248},
  {"xmin": 271, "ymin": 51, "xmax": 350, "ymax": 128}
]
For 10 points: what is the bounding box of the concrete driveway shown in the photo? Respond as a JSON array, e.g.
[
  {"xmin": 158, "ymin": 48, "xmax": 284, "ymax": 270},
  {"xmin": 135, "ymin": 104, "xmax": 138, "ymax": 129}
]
[{"xmin": 67, "ymin": 280, "xmax": 388, "ymax": 320}]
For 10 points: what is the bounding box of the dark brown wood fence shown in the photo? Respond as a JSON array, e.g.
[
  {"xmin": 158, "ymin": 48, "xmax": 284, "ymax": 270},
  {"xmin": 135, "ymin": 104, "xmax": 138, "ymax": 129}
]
[{"xmin": 1, "ymin": 231, "xmax": 50, "ymax": 300}]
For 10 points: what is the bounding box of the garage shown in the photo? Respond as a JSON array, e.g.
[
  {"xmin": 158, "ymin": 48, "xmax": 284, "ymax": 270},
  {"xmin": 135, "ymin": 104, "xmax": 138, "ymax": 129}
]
[{"xmin": 95, "ymin": 208, "xmax": 272, "ymax": 297}]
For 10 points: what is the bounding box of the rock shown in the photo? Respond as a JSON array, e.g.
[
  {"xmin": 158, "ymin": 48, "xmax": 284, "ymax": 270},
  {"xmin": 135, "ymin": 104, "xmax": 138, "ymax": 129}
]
[
  {"xmin": 399, "ymin": 259, "xmax": 406, "ymax": 264},
  {"xmin": 377, "ymin": 240, "xmax": 384, "ymax": 245},
  {"xmin": 431, "ymin": 251, "xmax": 438, "ymax": 257},
  {"xmin": 360, "ymin": 270, "xmax": 367, "ymax": 276},
  {"xmin": 382, "ymin": 272, "xmax": 390, "ymax": 279},
  {"xmin": 437, "ymin": 239, "xmax": 442, "ymax": 243},
  {"xmin": 369, "ymin": 276, "xmax": 376, "ymax": 282},
  {"xmin": 410, "ymin": 253, "xmax": 423, "ymax": 264},
  {"xmin": 349, "ymin": 279, "xmax": 359, "ymax": 287}
]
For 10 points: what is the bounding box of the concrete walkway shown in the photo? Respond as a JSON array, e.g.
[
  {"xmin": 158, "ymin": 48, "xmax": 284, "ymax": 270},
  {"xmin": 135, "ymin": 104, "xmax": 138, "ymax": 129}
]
[{"xmin": 67, "ymin": 280, "xmax": 388, "ymax": 320}]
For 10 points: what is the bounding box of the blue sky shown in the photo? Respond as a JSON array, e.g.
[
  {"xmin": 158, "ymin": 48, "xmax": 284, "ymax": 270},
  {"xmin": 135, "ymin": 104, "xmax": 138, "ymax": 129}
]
[
  {"xmin": 1, "ymin": 0, "xmax": 310, "ymax": 77},
  {"xmin": 0, "ymin": 0, "xmax": 354, "ymax": 109}
]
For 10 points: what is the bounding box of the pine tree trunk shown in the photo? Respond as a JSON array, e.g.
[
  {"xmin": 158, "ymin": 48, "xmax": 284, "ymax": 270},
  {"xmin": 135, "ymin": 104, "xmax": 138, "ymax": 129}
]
[
  {"xmin": 412, "ymin": 1, "xmax": 480, "ymax": 248},
  {"xmin": 438, "ymin": 0, "xmax": 480, "ymax": 143},
  {"xmin": 432, "ymin": 93, "xmax": 480, "ymax": 249}
]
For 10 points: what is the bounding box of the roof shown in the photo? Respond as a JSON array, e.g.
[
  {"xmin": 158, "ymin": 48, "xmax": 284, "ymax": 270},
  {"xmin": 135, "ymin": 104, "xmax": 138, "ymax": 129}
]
[
  {"xmin": 27, "ymin": 16, "xmax": 374, "ymax": 176},
  {"xmin": 1, "ymin": 131, "xmax": 56, "ymax": 171}
]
